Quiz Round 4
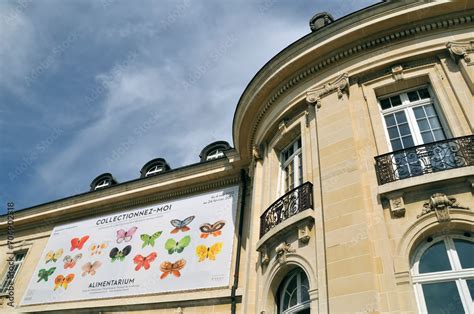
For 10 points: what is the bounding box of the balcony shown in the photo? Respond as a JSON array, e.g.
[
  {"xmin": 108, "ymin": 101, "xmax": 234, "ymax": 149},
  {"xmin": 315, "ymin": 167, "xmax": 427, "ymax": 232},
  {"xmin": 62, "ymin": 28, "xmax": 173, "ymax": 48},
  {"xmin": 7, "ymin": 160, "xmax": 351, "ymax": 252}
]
[
  {"xmin": 375, "ymin": 135, "xmax": 474, "ymax": 185},
  {"xmin": 260, "ymin": 182, "xmax": 313, "ymax": 238}
]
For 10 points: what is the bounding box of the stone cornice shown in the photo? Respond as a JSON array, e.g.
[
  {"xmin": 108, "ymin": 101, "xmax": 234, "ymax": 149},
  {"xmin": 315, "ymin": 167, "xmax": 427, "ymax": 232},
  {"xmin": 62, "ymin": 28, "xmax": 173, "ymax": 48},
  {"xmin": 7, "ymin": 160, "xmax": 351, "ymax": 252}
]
[
  {"xmin": 305, "ymin": 73, "xmax": 349, "ymax": 108},
  {"xmin": 246, "ymin": 12, "xmax": 474, "ymax": 155}
]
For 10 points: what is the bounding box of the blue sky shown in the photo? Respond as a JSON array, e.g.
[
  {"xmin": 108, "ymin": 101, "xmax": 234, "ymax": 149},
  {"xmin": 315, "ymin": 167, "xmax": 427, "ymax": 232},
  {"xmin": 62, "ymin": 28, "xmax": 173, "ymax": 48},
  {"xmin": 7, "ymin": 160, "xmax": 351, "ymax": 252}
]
[{"xmin": 0, "ymin": 0, "xmax": 379, "ymax": 213}]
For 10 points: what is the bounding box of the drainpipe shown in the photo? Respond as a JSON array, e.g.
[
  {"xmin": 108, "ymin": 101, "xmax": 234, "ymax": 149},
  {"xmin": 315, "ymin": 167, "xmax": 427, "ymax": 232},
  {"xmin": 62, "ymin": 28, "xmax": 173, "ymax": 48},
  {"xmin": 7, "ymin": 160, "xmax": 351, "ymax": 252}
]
[{"xmin": 231, "ymin": 169, "xmax": 247, "ymax": 314}]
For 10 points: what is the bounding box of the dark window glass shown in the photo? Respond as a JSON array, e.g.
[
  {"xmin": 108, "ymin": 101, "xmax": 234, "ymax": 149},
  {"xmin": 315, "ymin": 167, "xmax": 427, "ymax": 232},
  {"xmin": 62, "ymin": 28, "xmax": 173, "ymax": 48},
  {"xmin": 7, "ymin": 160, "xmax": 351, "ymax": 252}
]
[
  {"xmin": 380, "ymin": 98, "xmax": 391, "ymax": 110},
  {"xmin": 422, "ymin": 281, "xmax": 463, "ymax": 313},
  {"xmin": 384, "ymin": 114, "xmax": 396, "ymax": 127},
  {"xmin": 390, "ymin": 95, "xmax": 402, "ymax": 107},
  {"xmin": 453, "ymin": 239, "xmax": 474, "ymax": 269},
  {"xmin": 467, "ymin": 279, "xmax": 474, "ymax": 301},
  {"xmin": 419, "ymin": 240, "xmax": 451, "ymax": 273},
  {"xmin": 407, "ymin": 91, "xmax": 419, "ymax": 102},
  {"xmin": 418, "ymin": 88, "xmax": 430, "ymax": 99}
]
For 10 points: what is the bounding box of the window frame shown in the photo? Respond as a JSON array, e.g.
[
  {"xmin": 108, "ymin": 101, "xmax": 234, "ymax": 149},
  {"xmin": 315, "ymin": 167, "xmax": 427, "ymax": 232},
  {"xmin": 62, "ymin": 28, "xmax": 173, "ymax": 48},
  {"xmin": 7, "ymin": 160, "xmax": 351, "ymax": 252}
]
[
  {"xmin": 411, "ymin": 234, "xmax": 474, "ymax": 313},
  {"xmin": 0, "ymin": 250, "xmax": 27, "ymax": 295},
  {"xmin": 379, "ymin": 85, "xmax": 451, "ymax": 152},
  {"xmin": 206, "ymin": 149, "xmax": 225, "ymax": 161},
  {"xmin": 145, "ymin": 165, "xmax": 163, "ymax": 176},
  {"xmin": 279, "ymin": 137, "xmax": 303, "ymax": 194},
  {"xmin": 278, "ymin": 268, "xmax": 310, "ymax": 314},
  {"xmin": 95, "ymin": 179, "xmax": 110, "ymax": 189}
]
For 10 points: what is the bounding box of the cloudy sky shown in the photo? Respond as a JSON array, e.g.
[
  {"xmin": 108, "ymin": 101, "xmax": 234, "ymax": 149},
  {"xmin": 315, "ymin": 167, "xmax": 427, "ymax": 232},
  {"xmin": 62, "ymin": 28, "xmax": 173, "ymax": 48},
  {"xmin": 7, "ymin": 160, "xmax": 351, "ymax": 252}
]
[{"xmin": 0, "ymin": 0, "xmax": 379, "ymax": 213}]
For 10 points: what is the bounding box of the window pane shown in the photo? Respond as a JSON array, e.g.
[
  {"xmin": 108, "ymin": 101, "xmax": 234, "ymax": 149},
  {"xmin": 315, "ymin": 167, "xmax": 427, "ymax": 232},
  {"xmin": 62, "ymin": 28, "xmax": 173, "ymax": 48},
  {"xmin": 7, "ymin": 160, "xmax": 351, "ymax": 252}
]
[
  {"xmin": 401, "ymin": 136, "xmax": 414, "ymax": 148},
  {"xmin": 419, "ymin": 240, "xmax": 452, "ymax": 273},
  {"xmin": 380, "ymin": 98, "xmax": 391, "ymax": 110},
  {"xmin": 390, "ymin": 95, "xmax": 402, "ymax": 107},
  {"xmin": 418, "ymin": 88, "xmax": 430, "ymax": 99},
  {"xmin": 453, "ymin": 239, "xmax": 474, "ymax": 269},
  {"xmin": 420, "ymin": 131, "xmax": 434, "ymax": 144},
  {"xmin": 395, "ymin": 111, "xmax": 407, "ymax": 123},
  {"xmin": 432, "ymin": 129, "xmax": 445, "ymax": 141},
  {"xmin": 424, "ymin": 104, "xmax": 436, "ymax": 116},
  {"xmin": 385, "ymin": 114, "xmax": 396, "ymax": 127},
  {"xmin": 387, "ymin": 126, "xmax": 399, "ymax": 139},
  {"xmin": 391, "ymin": 139, "xmax": 403, "ymax": 151},
  {"xmin": 422, "ymin": 281, "xmax": 464, "ymax": 314},
  {"xmin": 398, "ymin": 123, "xmax": 411, "ymax": 136},
  {"xmin": 467, "ymin": 280, "xmax": 474, "ymax": 301},
  {"xmin": 428, "ymin": 117, "xmax": 441, "ymax": 129},
  {"xmin": 417, "ymin": 119, "xmax": 430, "ymax": 132},
  {"xmin": 300, "ymin": 272, "xmax": 310, "ymax": 303},
  {"xmin": 407, "ymin": 91, "xmax": 419, "ymax": 102}
]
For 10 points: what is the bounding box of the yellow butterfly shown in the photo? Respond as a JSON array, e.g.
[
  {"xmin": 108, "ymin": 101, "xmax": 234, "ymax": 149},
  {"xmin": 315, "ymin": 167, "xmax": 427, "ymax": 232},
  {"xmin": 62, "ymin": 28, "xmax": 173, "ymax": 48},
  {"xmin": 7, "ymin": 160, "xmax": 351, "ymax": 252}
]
[
  {"xmin": 196, "ymin": 242, "xmax": 223, "ymax": 262},
  {"xmin": 46, "ymin": 249, "xmax": 64, "ymax": 263}
]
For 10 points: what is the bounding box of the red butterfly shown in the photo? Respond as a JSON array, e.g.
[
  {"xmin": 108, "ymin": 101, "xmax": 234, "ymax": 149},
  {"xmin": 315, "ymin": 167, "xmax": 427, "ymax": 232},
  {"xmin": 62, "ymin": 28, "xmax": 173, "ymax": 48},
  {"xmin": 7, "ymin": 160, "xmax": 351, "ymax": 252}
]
[
  {"xmin": 70, "ymin": 236, "xmax": 90, "ymax": 251},
  {"xmin": 133, "ymin": 252, "xmax": 157, "ymax": 271}
]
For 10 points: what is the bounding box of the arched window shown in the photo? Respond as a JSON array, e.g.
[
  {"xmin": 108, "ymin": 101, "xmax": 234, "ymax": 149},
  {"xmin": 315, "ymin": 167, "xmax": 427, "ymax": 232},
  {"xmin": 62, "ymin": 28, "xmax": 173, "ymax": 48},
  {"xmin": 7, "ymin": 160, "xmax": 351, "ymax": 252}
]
[
  {"xmin": 277, "ymin": 268, "xmax": 310, "ymax": 314},
  {"xmin": 411, "ymin": 233, "xmax": 474, "ymax": 313}
]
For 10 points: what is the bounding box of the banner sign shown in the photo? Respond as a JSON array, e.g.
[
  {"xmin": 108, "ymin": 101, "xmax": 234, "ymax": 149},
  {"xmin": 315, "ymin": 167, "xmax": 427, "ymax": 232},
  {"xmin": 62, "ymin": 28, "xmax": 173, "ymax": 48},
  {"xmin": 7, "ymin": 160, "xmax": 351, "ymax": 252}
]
[{"xmin": 21, "ymin": 186, "xmax": 239, "ymax": 305}]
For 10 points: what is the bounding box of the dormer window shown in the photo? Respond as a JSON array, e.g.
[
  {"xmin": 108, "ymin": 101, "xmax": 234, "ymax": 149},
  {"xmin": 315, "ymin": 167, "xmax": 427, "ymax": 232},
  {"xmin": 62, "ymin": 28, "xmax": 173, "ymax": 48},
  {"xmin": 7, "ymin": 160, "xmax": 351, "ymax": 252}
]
[
  {"xmin": 199, "ymin": 141, "xmax": 231, "ymax": 162},
  {"xmin": 140, "ymin": 158, "xmax": 171, "ymax": 178},
  {"xmin": 90, "ymin": 173, "xmax": 117, "ymax": 191},
  {"xmin": 206, "ymin": 149, "xmax": 225, "ymax": 161},
  {"xmin": 145, "ymin": 165, "xmax": 163, "ymax": 176},
  {"xmin": 95, "ymin": 179, "xmax": 110, "ymax": 189}
]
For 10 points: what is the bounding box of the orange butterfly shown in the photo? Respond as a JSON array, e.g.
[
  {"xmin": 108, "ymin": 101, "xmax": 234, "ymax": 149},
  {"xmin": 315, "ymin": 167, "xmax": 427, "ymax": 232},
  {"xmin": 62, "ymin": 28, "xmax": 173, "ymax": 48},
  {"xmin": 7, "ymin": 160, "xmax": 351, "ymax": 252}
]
[
  {"xmin": 160, "ymin": 259, "xmax": 186, "ymax": 279},
  {"xmin": 199, "ymin": 220, "xmax": 226, "ymax": 238},
  {"xmin": 54, "ymin": 274, "xmax": 75, "ymax": 290},
  {"xmin": 63, "ymin": 253, "xmax": 82, "ymax": 269},
  {"xmin": 70, "ymin": 235, "xmax": 89, "ymax": 251},
  {"xmin": 170, "ymin": 216, "xmax": 194, "ymax": 233},
  {"xmin": 133, "ymin": 252, "xmax": 157, "ymax": 271},
  {"xmin": 82, "ymin": 261, "xmax": 102, "ymax": 276}
]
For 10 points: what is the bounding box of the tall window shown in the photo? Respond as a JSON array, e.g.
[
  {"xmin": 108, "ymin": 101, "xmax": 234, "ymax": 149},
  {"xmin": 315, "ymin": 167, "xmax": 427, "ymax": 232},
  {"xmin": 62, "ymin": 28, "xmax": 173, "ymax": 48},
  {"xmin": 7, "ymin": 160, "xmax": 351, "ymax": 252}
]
[
  {"xmin": 277, "ymin": 268, "xmax": 310, "ymax": 314},
  {"xmin": 0, "ymin": 251, "xmax": 27, "ymax": 294},
  {"xmin": 281, "ymin": 138, "xmax": 303, "ymax": 193},
  {"xmin": 379, "ymin": 87, "xmax": 450, "ymax": 178},
  {"xmin": 411, "ymin": 233, "xmax": 474, "ymax": 313}
]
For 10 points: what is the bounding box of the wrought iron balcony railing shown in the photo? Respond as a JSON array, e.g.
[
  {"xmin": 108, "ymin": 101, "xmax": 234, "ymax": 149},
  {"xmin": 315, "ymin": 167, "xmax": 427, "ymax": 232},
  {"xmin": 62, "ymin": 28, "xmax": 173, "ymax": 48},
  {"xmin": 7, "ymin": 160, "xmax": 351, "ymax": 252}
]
[
  {"xmin": 375, "ymin": 135, "xmax": 474, "ymax": 185},
  {"xmin": 260, "ymin": 182, "xmax": 313, "ymax": 238}
]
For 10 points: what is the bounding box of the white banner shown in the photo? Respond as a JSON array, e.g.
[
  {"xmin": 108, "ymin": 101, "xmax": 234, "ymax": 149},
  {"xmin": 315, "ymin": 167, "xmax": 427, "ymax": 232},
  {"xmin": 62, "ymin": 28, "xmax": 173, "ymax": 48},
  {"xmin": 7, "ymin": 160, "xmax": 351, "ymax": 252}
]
[{"xmin": 21, "ymin": 185, "xmax": 239, "ymax": 305}]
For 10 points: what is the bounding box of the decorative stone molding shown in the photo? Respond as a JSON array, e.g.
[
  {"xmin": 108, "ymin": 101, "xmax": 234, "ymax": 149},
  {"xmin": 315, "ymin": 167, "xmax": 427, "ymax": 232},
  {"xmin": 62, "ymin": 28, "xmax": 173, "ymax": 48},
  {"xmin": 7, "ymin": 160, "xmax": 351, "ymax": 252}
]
[
  {"xmin": 275, "ymin": 241, "xmax": 295, "ymax": 264},
  {"xmin": 417, "ymin": 193, "xmax": 470, "ymax": 223},
  {"xmin": 447, "ymin": 41, "xmax": 474, "ymax": 64},
  {"xmin": 247, "ymin": 13, "xmax": 474, "ymax": 155},
  {"xmin": 260, "ymin": 248, "xmax": 270, "ymax": 266},
  {"xmin": 252, "ymin": 144, "xmax": 263, "ymax": 161},
  {"xmin": 388, "ymin": 193, "xmax": 406, "ymax": 218},
  {"xmin": 306, "ymin": 73, "xmax": 349, "ymax": 108},
  {"xmin": 298, "ymin": 222, "xmax": 312, "ymax": 244},
  {"xmin": 391, "ymin": 65, "xmax": 404, "ymax": 81},
  {"xmin": 309, "ymin": 12, "xmax": 334, "ymax": 32},
  {"xmin": 175, "ymin": 307, "xmax": 183, "ymax": 314}
]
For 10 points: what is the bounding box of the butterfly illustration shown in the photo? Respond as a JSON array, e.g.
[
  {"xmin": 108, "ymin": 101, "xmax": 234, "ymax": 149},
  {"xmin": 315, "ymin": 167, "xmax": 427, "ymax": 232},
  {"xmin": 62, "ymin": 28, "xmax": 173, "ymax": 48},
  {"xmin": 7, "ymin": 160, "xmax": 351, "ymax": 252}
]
[
  {"xmin": 53, "ymin": 274, "xmax": 75, "ymax": 290},
  {"xmin": 82, "ymin": 261, "xmax": 102, "ymax": 276},
  {"xmin": 63, "ymin": 253, "xmax": 83, "ymax": 269},
  {"xmin": 133, "ymin": 252, "xmax": 157, "ymax": 271},
  {"xmin": 89, "ymin": 242, "xmax": 108, "ymax": 256},
  {"xmin": 70, "ymin": 235, "xmax": 89, "ymax": 251},
  {"xmin": 140, "ymin": 231, "xmax": 162, "ymax": 248},
  {"xmin": 45, "ymin": 249, "xmax": 64, "ymax": 263},
  {"xmin": 109, "ymin": 245, "xmax": 132, "ymax": 262},
  {"xmin": 170, "ymin": 216, "xmax": 194, "ymax": 233},
  {"xmin": 199, "ymin": 220, "xmax": 226, "ymax": 238},
  {"xmin": 160, "ymin": 259, "xmax": 186, "ymax": 279},
  {"xmin": 196, "ymin": 242, "xmax": 223, "ymax": 262},
  {"xmin": 37, "ymin": 267, "xmax": 56, "ymax": 282},
  {"xmin": 165, "ymin": 236, "xmax": 191, "ymax": 254},
  {"xmin": 116, "ymin": 226, "xmax": 138, "ymax": 243}
]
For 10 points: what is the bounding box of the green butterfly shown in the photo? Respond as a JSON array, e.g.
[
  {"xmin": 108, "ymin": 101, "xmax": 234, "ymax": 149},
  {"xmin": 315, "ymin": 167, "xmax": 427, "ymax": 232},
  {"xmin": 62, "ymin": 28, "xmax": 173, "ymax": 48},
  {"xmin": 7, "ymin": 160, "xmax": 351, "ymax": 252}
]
[
  {"xmin": 37, "ymin": 267, "xmax": 56, "ymax": 282},
  {"xmin": 165, "ymin": 236, "xmax": 191, "ymax": 254},
  {"xmin": 140, "ymin": 231, "xmax": 163, "ymax": 248}
]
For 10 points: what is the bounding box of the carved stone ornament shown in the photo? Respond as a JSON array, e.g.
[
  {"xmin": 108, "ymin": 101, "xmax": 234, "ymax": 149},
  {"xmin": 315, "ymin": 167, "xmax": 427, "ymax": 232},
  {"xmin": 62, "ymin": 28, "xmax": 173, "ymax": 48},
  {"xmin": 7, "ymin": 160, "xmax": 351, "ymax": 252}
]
[
  {"xmin": 418, "ymin": 193, "xmax": 470, "ymax": 223},
  {"xmin": 306, "ymin": 73, "xmax": 349, "ymax": 108},
  {"xmin": 275, "ymin": 241, "xmax": 295, "ymax": 264},
  {"xmin": 298, "ymin": 223, "xmax": 312, "ymax": 244},
  {"xmin": 260, "ymin": 249, "xmax": 270, "ymax": 266},
  {"xmin": 447, "ymin": 41, "xmax": 474, "ymax": 64},
  {"xmin": 389, "ymin": 194, "xmax": 406, "ymax": 218},
  {"xmin": 252, "ymin": 144, "xmax": 263, "ymax": 161},
  {"xmin": 309, "ymin": 12, "xmax": 334, "ymax": 32},
  {"xmin": 391, "ymin": 65, "xmax": 404, "ymax": 81}
]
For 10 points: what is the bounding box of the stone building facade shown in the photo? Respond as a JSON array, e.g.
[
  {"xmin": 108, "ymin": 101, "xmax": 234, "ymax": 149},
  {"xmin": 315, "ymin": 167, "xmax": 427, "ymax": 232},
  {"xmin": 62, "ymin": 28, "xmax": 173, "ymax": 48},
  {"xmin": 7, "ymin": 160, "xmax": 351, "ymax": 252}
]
[{"xmin": 1, "ymin": 1, "xmax": 473, "ymax": 313}]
